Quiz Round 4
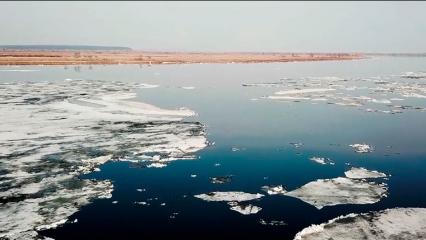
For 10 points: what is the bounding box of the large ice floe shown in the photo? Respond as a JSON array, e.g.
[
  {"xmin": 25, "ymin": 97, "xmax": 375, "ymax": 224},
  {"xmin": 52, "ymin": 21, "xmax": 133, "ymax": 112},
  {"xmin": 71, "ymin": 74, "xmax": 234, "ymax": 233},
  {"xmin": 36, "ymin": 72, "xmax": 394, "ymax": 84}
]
[
  {"xmin": 294, "ymin": 208, "xmax": 426, "ymax": 240},
  {"xmin": 194, "ymin": 192, "xmax": 264, "ymax": 215},
  {"xmin": 248, "ymin": 72, "xmax": 426, "ymax": 114},
  {"xmin": 284, "ymin": 177, "xmax": 387, "ymax": 209},
  {"xmin": 261, "ymin": 167, "xmax": 388, "ymax": 210},
  {"xmin": 344, "ymin": 167, "xmax": 387, "ymax": 179},
  {"xmin": 0, "ymin": 79, "xmax": 208, "ymax": 239}
]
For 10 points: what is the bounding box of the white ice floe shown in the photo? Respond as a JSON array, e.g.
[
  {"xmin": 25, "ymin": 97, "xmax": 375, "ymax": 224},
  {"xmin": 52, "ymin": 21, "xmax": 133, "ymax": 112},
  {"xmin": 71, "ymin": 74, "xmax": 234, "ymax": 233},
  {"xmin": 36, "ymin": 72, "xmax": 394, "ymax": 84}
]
[
  {"xmin": 275, "ymin": 88, "xmax": 336, "ymax": 95},
  {"xmin": 228, "ymin": 202, "xmax": 262, "ymax": 215},
  {"xmin": 139, "ymin": 83, "xmax": 159, "ymax": 88},
  {"xmin": 242, "ymin": 82, "xmax": 283, "ymax": 87},
  {"xmin": 290, "ymin": 142, "xmax": 304, "ymax": 148},
  {"xmin": 402, "ymin": 92, "xmax": 426, "ymax": 98},
  {"xmin": 0, "ymin": 179, "xmax": 112, "ymax": 239},
  {"xmin": 194, "ymin": 191, "xmax": 264, "ymax": 202},
  {"xmin": 294, "ymin": 208, "xmax": 426, "ymax": 240},
  {"xmin": 284, "ymin": 177, "xmax": 387, "ymax": 209},
  {"xmin": 349, "ymin": 144, "xmax": 374, "ymax": 153},
  {"xmin": 134, "ymin": 201, "xmax": 149, "ymax": 206},
  {"xmin": 261, "ymin": 185, "xmax": 287, "ymax": 195},
  {"xmin": 344, "ymin": 167, "xmax": 387, "ymax": 179},
  {"xmin": 195, "ymin": 192, "xmax": 264, "ymax": 215},
  {"xmin": 147, "ymin": 163, "xmax": 167, "ymax": 168},
  {"xmin": 250, "ymin": 73, "xmax": 426, "ymax": 115},
  {"xmin": 401, "ymin": 71, "xmax": 426, "ymax": 79},
  {"xmin": 0, "ymin": 79, "xmax": 207, "ymax": 239},
  {"xmin": 369, "ymin": 98, "xmax": 392, "ymax": 104},
  {"xmin": 266, "ymin": 96, "xmax": 311, "ymax": 100},
  {"xmin": 179, "ymin": 86, "xmax": 195, "ymax": 90},
  {"xmin": 309, "ymin": 157, "xmax": 335, "ymax": 165},
  {"xmin": 259, "ymin": 219, "xmax": 287, "ymax": 226}
]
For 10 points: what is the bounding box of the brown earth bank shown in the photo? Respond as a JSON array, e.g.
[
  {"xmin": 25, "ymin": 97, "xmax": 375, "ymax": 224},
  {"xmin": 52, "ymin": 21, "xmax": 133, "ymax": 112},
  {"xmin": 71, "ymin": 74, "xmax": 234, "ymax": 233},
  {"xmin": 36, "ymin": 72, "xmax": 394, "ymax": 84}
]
[{"xmin": 0, "ymin": 50, "xmax": 364, "ymax": 65}]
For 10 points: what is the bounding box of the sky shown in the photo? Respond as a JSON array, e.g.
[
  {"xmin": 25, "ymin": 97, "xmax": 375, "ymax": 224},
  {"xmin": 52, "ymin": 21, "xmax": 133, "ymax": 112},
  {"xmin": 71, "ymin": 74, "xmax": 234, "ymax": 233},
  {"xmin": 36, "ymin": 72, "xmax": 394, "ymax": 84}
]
[{"xmin": 1, "ymin": 1, "xmax": 425, "ymax": 53}]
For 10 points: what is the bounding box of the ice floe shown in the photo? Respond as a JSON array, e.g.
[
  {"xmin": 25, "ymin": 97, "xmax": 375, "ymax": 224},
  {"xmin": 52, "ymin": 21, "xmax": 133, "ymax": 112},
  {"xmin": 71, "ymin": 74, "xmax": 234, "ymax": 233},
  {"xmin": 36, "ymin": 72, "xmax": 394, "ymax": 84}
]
[
  {"xmin": 194, "ymin": 191, "xmax": 264, "ymax": 202},
  {"xmin": 309, "ymin": 157, "xmax": 335, "ymax": 165},
  {"xmin": 179, "ymin": 86, "xmax": 195, "ymax": 90},
  {"xmin": 210, "ymin": 175, "xmax": 233, "ymax": 184},
  {"xmin": 147, "ymin": 163, "xmax": 167, "ymax": 168},
  {"xmin": 139, "ymin": 83, "xmax": 159, "ymax": 89},
  {"xmin": 344, "ymin": 167, "xmax": 387, "ymax": 179},
  {"xmin": 284, "ymin": 177, "xmax": 387, "ymax": 209},
  {"xmin": 349, "ymin": 143, "xmax": 374, "ymax": 153},
  {"xmin": 259, "ymin": 219, "xmax": 287, "ymax": 226},
  {"xmin": 294, "ymin": 208, "xmax": 426, "ymax": 240},
  {"xmin": 275, "ymin": 88, "xmax": 336, "ymax": 95},
  {"xmin": 261, "ymin": 185, "xmax": 287, "ymax": 195},
  {"xmin": 228, "ymin": 202, "xmax": 262, "ymax": 215},
  {"xmin": 0, "ymin": 79, "xmax": 207, "ymax": 239},
  {"xmin": 195, "ymin": 192, "xmax": 264, "ymax": 215},
  {"xmin": 250, "ymin": 73, "xmax": 426, "ymax": 115},
  {"xmin": 401, "ymin": 71, "xmax": 426, "ymax": 79},
  {"xmin": 290, "ymin": 142, "xmax": 304, "ymax": 148}
]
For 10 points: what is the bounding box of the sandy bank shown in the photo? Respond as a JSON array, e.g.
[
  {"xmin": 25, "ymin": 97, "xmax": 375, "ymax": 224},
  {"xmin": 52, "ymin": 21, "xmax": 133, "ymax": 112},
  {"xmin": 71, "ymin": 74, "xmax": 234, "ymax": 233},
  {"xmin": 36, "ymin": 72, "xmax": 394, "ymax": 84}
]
[{"xmin": 0, "ymin": 51, "xmax": 364, "ymax": 65}]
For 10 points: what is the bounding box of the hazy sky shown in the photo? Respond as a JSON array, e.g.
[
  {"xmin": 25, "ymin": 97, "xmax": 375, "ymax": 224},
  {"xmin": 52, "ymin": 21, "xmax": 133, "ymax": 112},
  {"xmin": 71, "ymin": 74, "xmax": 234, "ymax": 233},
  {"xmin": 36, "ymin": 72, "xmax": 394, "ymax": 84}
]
[{"xmin": 1, "ymin": 1, "xmax": 425, "ymax": 52}]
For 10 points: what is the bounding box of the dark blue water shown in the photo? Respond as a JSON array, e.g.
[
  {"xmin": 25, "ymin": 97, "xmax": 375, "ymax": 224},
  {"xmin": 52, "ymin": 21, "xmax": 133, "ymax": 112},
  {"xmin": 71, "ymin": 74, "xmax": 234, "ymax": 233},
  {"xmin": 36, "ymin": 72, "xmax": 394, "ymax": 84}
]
[{"xmin": 2, "ymin": 57, "xmax": 426, "ymax": 239}]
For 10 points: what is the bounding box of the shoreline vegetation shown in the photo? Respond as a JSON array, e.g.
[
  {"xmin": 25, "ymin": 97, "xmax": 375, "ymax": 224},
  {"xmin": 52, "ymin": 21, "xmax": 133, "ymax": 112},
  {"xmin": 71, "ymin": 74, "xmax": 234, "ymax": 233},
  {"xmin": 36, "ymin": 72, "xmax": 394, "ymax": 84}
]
[{"xmin": 0, "ymin": 50, "xmax": 364, "ymax": 65}]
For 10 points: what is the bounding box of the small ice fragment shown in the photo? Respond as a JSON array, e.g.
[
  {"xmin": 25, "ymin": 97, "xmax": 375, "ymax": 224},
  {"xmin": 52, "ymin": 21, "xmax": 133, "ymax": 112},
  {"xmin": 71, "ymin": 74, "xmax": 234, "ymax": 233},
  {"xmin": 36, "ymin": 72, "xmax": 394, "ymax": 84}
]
[
  {"xmin": 401, "ymin": 71, "xmax": 426, "ymax": 79},
  {"xmin": 160, "ymin": 203, "xmax": 166, "ymax": 206},
  {"xmin": 134, "ymin": 201, "xmax": 149, "ymax": 206},
  {"xmin": 147, "ymin": 163, "xmax": 167, "ymax": 168},
  {"xmin": 369, "ymin": 98, "xmax": 392, "ymax": 104},
  {"xmin": 290, "ymin": 142, "xmax": 303, "ymax": 148},
  {"xmin": 210, "ymin": 175, "xmax": 233, "ymax": 184},
  {"xmin": 309, "ymin": 157, "xmax": 335, "ymax": 165},
  {"xmin": 259, "ymin": 219, "xmax": 287, "ymax": 226},
  {"xmin": 275, "ymin": 88, "xmax": 336, "ymax": 95},
  {"xmin": 112, "ymin": 201, "xmax": 118, "ymax": 204},
  {"xmin": 214, "ymin": 163, "xmax": 221, "ymax": 167},
  {"xmin": 180, "ymin": 86, "xmax": 195, "ymax": 90},
  {"xmin": 190, "ymin": 174, "xmax": 197, "ymax": 178}
]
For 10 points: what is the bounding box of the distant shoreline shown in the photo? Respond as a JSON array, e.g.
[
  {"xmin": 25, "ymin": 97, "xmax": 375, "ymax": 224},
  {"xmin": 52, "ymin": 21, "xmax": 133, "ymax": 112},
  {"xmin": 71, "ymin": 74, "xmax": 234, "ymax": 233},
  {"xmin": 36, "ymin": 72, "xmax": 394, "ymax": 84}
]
[{"xmin": 0, "ymin": 50, "xmax": 364, "ymax": 66}]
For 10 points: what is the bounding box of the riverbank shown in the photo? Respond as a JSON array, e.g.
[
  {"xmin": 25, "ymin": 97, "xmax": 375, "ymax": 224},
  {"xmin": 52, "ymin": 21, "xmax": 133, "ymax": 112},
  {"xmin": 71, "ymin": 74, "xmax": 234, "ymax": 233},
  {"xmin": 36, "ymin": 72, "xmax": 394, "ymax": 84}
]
[{"xmin": 0, "ymin": 51, "xmax": 363, "ymax": 65}]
